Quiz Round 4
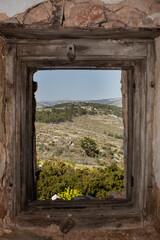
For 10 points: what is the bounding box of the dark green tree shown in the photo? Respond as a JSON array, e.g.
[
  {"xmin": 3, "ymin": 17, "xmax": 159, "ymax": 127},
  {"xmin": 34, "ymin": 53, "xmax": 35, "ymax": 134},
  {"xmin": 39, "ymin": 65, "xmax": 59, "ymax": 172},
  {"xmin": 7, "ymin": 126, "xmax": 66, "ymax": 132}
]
[{"xmin": 80, "ymin": 136, "xmax": 99, "ymax": 157}]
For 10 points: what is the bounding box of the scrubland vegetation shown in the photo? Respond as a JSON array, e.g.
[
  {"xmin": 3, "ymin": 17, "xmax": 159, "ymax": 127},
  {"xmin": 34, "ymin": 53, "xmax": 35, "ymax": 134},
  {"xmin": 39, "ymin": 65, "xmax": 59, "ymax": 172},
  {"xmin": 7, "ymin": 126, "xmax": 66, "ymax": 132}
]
[
  {"xmin": 36, "ymin": 102, "xmax": 122, "ymax": 124},
  {"xmin": 36, "ymin": 102, "xmax": 124, "ymax": 200},
  {"xmin": 37, "ymin": 159, "xmax": 124, "ymax": 200}
]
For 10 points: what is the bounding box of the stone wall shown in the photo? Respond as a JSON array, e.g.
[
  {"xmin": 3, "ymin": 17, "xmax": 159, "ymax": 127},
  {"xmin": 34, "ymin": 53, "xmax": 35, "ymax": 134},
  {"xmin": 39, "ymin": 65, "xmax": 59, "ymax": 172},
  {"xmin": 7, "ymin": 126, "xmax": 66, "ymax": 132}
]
[
  {"xmin": 0, "ymin": 0, "xmax": 160, "ymax": 29},
  {"xmin": 0, "ymin": 0, "xmax": 160, "ymax": 239}
]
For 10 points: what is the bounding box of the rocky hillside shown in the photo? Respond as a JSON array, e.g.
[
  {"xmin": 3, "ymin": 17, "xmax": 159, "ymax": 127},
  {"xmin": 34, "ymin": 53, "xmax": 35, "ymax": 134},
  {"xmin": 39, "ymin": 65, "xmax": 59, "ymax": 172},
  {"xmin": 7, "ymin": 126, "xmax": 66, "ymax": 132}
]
[{"xmin": 36, "ymin": 102, "xmax": 124, "ymax": 169}]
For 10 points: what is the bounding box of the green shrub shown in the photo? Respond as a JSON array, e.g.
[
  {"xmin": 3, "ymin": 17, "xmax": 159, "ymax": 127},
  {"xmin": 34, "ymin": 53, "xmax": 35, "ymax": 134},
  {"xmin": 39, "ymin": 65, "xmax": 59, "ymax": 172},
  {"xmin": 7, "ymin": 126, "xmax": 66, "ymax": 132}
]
[
  {"xmin": 49, "ymin": 141, "xmax": 55, "ymax": 146},
  {"xmin": 55, "ymin": 147, "xmax": 63, "ymax": 156},
  {"xmin": 99, "ymin": 160, "xmax": 106, "ymax": 166},
  {"xmin": 102, "ymin": 145, "xmax": 107, "ymax": 149},
  {"xmin": 80, "ymin": 136, "xmax": 99, "ymax": 157},
  {"xmin": 39, "ymin": 143, "xmax": 44, "ymax": 151},
  {"xmin": 37, "ymin": 159, "xmax": 124, "ymax": 200},
  {"xmin": 108, "ymin": 132, "xmax": 123, "ymax": 139},
  {"xmin": 108, "ymin": 132, "xmax": 114, "ymax": 138},
  {"xmin": 114, "ymin": 134, "xmax": 123, "ymax": 139},
  {"xmin": 67, "ymin": 160, "xmax": 76, "ymax": 167}
]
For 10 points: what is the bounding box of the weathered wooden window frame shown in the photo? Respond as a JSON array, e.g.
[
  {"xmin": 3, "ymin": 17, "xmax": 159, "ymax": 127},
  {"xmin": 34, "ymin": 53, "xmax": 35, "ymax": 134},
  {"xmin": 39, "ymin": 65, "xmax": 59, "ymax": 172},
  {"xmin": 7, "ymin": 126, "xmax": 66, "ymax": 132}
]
[{"xmin": 5, "ymin": 38, "xmax": 155, "ymax": 230}]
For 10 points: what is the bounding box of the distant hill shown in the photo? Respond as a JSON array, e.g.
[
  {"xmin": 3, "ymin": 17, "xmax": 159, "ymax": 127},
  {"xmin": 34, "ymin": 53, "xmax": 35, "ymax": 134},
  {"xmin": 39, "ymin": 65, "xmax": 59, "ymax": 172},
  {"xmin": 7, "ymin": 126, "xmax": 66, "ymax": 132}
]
[
  {"xmin": 36, "ymin": 101, "xmax": 122, "ymax": 124},
  {"xmin": 37, "ymin": 98, "xmax": 122, "ymax": 109},
  {"xmin": 36, "ymin": 100, "xmax": 74, "ymax": 109},
  {"xmin": 87, "ymin": 98, "xmax": 122, "ymax": 107}
]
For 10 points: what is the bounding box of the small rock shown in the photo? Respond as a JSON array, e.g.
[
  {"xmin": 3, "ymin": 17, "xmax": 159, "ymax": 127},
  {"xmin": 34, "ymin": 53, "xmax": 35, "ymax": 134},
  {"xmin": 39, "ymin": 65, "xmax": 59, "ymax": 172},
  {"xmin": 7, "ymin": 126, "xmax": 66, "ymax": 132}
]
[
  {"xmin": 51, "ymin": 194, "xmax": 61, "ymax": 201},
  {"xmin": 104, "ymin": 195, "xmax": 114, "ymax": 200},
  {"xmin": 2, "ymin": 18, "xmax": 19, "ymax": 25},
  {"xmin": 142, "ymin": 17, "xmax": 154, "ymax": 25},
  {"xmin": 4, "ymin": 228, "xmax": 12, "ymax": 234},
  {"xmin": 0, "ymin": 13, "xmax": 9, "ymax": 23},
  {"xmin": 71, "ymin": 195, "xmax": 99, "ymax": 200}
]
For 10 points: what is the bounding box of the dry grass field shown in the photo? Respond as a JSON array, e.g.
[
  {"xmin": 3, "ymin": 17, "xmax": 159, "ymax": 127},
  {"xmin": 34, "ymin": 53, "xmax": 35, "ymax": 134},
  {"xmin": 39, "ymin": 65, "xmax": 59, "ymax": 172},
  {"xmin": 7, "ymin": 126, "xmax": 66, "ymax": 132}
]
[{"xmin": 36, "ymin": 112, "xmax": 124, "ymax": 169}]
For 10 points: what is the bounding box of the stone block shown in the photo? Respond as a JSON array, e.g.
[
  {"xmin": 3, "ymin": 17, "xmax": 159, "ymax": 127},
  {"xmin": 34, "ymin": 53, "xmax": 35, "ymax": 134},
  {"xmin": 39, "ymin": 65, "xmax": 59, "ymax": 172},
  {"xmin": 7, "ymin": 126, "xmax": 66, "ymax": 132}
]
[
  {"xmin": 107, "ymin": 6, "xmax": 146, "ymax": 27},
  {"xmin": 24, "ymin": 2, "xmax": 52, "ymax": 25},
  {"xmin": 0, "ymin": 13, "xmax": 9, "ymax": 23},
  {"xmin": 64, "ymin": 3, "xmax": 106, "ymax": 27}
]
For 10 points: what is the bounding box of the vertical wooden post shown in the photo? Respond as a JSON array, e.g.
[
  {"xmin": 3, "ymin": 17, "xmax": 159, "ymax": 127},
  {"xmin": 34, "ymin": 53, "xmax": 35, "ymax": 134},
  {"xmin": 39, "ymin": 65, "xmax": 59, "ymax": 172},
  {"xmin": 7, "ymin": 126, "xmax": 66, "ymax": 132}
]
[
  {"xmin": 144, "ymin": 43, "xmax": 156, "ymax": 223},
  {"xmin": 5, "ymin": 44, "xmax": 17, "ymax": 219}
]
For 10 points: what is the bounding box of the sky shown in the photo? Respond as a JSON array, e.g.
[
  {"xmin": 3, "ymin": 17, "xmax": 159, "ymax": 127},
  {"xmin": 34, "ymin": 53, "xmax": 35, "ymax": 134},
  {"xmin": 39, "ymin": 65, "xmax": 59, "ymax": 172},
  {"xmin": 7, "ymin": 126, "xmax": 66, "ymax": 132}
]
[{"xmin": 34, "ymin": 70, "xmax": 122, "ymax": 102}]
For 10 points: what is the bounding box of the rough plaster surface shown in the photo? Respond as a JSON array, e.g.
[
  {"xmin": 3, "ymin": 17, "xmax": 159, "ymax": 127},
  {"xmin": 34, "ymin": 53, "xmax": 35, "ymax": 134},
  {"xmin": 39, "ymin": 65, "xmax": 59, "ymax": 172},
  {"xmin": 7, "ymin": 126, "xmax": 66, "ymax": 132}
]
[
  {"xmin": 102, "ymin": 0, "xmax": 124, "ymax": 3},
  {"xmin": 1, "ymin": 226, "xmax": 160, "ymax": 240},
  {"xmin": 0, "ymin": 0, "xmax": 45, "ymax": 17},
  {"xmin": 102, "ymin": 0, "xmax": 124, "ymax": 4}
]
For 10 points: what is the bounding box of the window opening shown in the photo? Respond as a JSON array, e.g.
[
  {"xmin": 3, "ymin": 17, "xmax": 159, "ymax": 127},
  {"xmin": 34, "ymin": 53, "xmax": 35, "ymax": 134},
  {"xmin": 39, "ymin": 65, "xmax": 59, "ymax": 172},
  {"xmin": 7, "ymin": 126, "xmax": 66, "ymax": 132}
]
[{"xmin": 34, "ymin": 70, "xmax": 126, "ymax": 201}]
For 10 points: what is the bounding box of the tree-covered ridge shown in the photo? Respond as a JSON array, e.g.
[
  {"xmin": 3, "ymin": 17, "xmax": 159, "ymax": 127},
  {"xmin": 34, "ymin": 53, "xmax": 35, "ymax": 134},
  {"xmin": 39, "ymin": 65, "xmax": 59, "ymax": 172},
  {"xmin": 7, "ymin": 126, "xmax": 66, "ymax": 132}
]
[{"xmin": 36, "ymin": 102, "xmax": 122, "ymax": 124}]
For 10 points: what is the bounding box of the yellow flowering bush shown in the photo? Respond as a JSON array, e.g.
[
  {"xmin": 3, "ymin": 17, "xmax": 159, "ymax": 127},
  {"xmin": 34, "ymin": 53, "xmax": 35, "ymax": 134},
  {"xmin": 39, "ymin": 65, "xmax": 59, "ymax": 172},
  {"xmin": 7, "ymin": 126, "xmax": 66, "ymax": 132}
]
[{"xmin": 58, "ymin": 187, "xmax": 82, "ymax": 200}]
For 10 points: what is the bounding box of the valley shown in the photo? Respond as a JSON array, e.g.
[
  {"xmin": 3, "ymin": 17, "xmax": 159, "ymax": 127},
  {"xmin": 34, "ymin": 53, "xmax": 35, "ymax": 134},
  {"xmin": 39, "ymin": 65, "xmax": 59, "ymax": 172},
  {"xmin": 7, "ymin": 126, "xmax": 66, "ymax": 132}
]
[
  {"xmin": 36, "ymin": 102, "xmax": 124, "ymax": 169},
  {"xmin": 35, "ymin": 102, "xmax": 125, "ymax": 200}
]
